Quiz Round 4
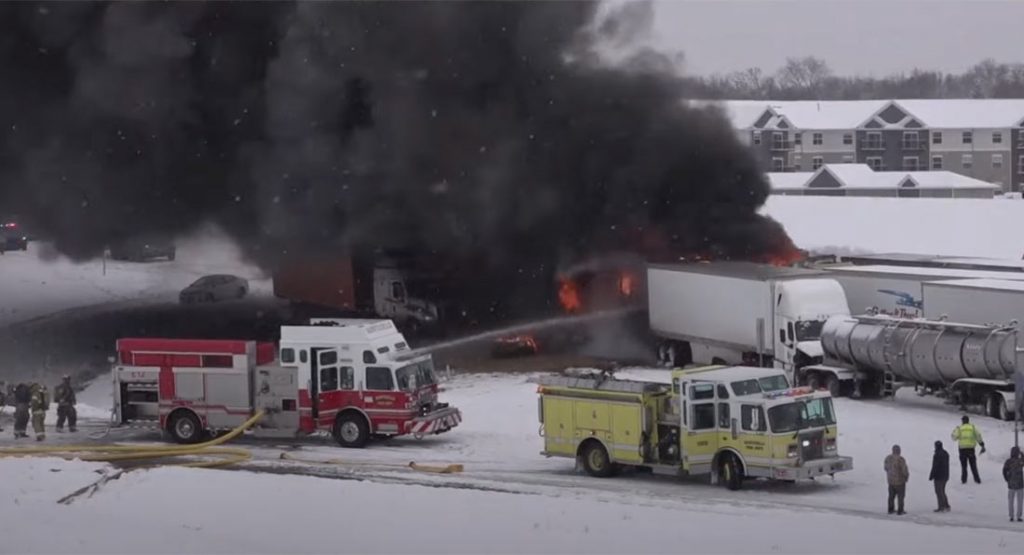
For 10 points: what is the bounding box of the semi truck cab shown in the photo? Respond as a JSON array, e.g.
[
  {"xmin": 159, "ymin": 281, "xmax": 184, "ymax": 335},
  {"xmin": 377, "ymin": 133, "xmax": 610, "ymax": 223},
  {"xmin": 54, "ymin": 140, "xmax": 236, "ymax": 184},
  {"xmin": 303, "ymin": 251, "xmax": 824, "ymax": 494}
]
[{"xmin": 772, "ymin": 279, "xmax": 851, "ymax": 373}]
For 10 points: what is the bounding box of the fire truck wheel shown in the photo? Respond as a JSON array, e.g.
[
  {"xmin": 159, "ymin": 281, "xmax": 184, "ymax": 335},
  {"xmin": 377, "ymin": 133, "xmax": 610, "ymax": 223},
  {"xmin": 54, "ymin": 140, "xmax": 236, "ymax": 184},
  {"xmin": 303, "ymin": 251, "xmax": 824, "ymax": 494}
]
[
  {"xmin": 168, "ymin": 411, "xmax": 204, "ymax": 444},
  {"xmin": 333, "ymin": 413, "xmax": 369, "ymax": 448},
  {"xmin": 580, "ymin": 441, "xmax": 614, "ymax": 478},
  {"xmin": 719, "ymin": 453, "xmax": 743, "ymax": 491}
]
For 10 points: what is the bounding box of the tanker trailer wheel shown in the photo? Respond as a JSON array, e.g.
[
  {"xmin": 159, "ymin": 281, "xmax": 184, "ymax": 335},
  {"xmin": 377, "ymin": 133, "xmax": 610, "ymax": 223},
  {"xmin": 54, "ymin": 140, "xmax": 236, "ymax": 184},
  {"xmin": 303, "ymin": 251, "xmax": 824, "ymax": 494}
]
[
  {"xmin": 806, "ymin": 373, "xmax": 821, "ymax": 391},
  {"xmin": 719, "ymin": 453, "xmax": 743, "ymax": 491},
  {"xmin": 580, "ymin": 441, "xmax": 615, "ymax": 478},
  {"xmin": 333, "ymin": 412, "xmax": 370, "ymax": 448},
  {"xmin": 826, "ymin": 374, "xmax": 841, "ymax": 397},
  {"xmin": 988, "ymin": 393, "xmax": 1012, "ymax": 421},
  {"xmin": 168, "ymin": 411, "xmax": 204, "ymax": 444}
]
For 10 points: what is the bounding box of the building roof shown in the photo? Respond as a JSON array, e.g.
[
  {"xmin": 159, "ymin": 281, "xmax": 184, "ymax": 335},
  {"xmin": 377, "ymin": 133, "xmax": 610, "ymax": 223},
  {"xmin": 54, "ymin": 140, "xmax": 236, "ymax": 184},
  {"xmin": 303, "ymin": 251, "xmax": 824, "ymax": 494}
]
[
  {"xmin": 767, "ymin": 164, "xmax": 999, "ymax": 192},
  {"xmin": 712, "ymin": 99, "xmax": 1024, "ymax": 131},
  {"xmin": 766, "ymin": 172, "xmax": 813, "ymax": 191},
  {"xmin": 649, "ymin": 261, "xmax": 827, "ymax": 281},
  {"xmin": 897, "ymin": 99, "xmax": 1024, "ymax": 129},
  {"xmin": 903, "ymin": 171, "xmax": 999, "ymax": 190},
  {"xmin": 688, "ymin": 99, "xmax": 775, "ymax": 129},
  {"xmin": 768, "ymin": 100, "xmax": 889, "ymax": 130},
  {"xmin": 824, "ymin": 264, "xmax": 1024, "ymax": 281}
]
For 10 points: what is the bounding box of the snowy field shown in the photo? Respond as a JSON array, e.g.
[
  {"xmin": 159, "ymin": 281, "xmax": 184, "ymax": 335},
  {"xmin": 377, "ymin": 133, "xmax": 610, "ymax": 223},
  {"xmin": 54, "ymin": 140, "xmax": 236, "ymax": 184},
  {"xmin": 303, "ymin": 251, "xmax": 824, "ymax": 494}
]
[
  {"xmin": 764, "ymin": 196, "xmax": 1024, "ymax": 259},
  {"xmin": 2, "ymin": 372, "xmax": 1024, "ymax": 554},
  {"xmin": 0, "ymin": 227, "xmax": 271, "ymax": 327}
]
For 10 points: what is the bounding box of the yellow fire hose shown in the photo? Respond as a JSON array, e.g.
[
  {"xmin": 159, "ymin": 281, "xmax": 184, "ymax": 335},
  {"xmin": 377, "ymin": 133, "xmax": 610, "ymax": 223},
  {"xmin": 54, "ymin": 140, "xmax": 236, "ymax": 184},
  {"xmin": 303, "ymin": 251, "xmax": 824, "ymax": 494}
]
[{"xmin": 0, "ymin": 411, "xmax": 266, "ymax": 469}]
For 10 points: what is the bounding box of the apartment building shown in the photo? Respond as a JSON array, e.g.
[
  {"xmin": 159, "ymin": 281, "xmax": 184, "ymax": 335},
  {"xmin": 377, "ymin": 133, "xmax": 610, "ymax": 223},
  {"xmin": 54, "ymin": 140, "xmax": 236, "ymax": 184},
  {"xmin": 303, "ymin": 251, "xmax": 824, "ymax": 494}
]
[
  {"xmin": 767, "ymin": 163, "xmax": 998, "ymax": 198},
  {"xmin": 899, "ymin": 99, "xmax": 1024, "ymax": 191},
  {"xmin": 710, "ymin": 99, "xmax": 1024, "ymax": 193},
  {"xmin": 772, "ymin": 100, "xmax": 887, "ymax": 172}
]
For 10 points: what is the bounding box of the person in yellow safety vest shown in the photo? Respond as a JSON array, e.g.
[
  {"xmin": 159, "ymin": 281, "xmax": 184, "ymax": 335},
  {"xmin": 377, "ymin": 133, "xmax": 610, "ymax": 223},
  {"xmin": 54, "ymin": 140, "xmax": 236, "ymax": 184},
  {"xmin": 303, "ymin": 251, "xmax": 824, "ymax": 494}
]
[{"xmin": 952, "ymin": 415, "xmax": 986, "ymax": 484}]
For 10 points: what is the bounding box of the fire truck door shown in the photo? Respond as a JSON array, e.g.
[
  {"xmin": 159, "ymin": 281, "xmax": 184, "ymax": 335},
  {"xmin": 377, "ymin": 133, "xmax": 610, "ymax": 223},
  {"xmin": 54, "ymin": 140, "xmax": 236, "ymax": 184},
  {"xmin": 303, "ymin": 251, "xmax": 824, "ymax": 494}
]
[
  {"xmin": 311, "ymin": 348, "xmax": 341, "ymax": 421},
  {"xmin": 681, "ymin": 381, "xmax": 719, "ymax": 473}
]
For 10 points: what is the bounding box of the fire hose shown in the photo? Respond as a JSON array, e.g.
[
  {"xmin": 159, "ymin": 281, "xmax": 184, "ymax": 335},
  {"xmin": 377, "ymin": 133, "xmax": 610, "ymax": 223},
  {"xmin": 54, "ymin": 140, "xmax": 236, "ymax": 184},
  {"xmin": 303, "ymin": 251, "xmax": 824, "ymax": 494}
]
[{"xmin": 0, "ymin": 410, "xmax": 266, "ymax": 469}]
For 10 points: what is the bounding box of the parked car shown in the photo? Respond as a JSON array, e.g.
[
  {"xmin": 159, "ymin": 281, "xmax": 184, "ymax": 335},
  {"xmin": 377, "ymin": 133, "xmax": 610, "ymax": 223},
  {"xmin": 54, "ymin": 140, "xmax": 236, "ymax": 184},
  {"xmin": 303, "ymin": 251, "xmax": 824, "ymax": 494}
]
[
  {"xmin": 0, "ymin": 222, "xmax": 28, "ymax": 253},
  {"xmin": 109, "ymin": 237, "xmax": 176, "ymax": 261},
  {"xmin": 179, "ymin": 275, "xmax": 250, "ymax": 304}
]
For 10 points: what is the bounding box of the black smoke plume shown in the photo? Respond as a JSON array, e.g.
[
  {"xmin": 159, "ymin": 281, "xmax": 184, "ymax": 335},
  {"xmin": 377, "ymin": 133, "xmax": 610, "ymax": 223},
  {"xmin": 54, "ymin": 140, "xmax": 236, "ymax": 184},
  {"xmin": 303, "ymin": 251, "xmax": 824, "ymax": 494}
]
[{"xmin": 0, "ymin": 1, "xmax": 793, "ymax": 321}]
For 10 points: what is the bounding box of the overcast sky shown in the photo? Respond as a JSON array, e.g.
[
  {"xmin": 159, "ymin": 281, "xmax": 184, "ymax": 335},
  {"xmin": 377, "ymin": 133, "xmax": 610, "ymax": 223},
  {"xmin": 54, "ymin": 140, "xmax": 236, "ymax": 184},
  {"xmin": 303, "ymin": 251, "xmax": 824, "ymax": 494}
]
[{"xmin": 647, "ymin": 0, "xmax": 1024, "ymax": 77}]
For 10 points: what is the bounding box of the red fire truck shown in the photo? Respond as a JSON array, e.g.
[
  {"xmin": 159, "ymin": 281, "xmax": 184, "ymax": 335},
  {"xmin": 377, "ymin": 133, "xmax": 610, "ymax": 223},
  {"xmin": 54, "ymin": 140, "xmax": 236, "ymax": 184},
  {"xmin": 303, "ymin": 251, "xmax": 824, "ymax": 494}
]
[{"xmin": 113, "ymin": 319, "xmax": 461, "ymax": 447}]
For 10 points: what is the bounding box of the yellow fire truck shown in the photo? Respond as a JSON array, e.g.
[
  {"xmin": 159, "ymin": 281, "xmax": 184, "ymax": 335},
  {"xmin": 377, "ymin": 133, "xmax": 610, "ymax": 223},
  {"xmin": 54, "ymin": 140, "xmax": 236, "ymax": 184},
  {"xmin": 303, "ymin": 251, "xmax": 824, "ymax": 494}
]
[{"xmin": 537, "ymin": 366, "xmax": 853, "ymax": 489}]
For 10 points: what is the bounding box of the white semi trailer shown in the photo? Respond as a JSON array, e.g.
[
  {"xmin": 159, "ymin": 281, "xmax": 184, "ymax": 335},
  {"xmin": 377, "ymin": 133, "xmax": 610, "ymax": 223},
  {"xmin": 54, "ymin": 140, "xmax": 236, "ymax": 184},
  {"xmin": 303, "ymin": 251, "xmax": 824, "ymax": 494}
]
[
  {"xmin": 813, "ymin": 264, "xmax": 1024, "ymax": 319},
  {"xmin": 647, "ymin": 262, "xmax": 850, "ymax": 376}
]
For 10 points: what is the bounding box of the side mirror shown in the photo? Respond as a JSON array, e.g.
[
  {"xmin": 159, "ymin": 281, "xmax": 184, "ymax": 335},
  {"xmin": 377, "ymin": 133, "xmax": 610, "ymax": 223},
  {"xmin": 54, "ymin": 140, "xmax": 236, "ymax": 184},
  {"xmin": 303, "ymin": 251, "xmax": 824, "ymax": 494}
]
[{"xmin": 731, "ymin": 418, "xmax": 739, "ymax": 440}]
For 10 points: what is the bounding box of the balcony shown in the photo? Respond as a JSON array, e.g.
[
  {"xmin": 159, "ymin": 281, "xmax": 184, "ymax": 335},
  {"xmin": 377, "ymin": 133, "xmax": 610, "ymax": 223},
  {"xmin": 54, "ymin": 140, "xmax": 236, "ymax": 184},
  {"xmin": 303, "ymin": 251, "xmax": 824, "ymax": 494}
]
[
  {"xmin": 901, "ymin": 142, "xmax": 924, "ymax": 151},
  {"xmin": 770, "ymin": 141, "xmax": 794, "ymax": 151},
  {"xmin": 862, "ymin": 141, "xmax": 886, "ymax": 151}
]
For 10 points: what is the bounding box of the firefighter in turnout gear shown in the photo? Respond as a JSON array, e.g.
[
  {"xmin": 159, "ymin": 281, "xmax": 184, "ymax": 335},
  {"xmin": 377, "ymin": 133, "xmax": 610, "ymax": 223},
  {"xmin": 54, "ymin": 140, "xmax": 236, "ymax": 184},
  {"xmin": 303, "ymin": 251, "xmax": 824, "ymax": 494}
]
[
  {"xmin": 29, "ymin": 383, "xmax": 49, "ymax": 441},
  {"xmin": 55, "ymin": 375, "xmax": 77, "ymax": 433},
  {"xmin": 952, "ymin": 415, "xmax": 985, "ymax": 484},
  {"xmin": 12, "ymin": 382, "xmax": 31, "ymax": 438}
]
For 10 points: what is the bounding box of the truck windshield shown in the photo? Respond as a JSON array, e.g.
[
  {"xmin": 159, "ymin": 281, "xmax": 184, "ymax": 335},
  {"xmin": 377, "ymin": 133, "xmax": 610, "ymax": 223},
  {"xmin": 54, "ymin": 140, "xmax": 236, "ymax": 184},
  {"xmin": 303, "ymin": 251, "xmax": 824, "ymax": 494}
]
[
  {"xmin": 731, "ymin": 375, "xmax": 790, "ymax": 396},
  {"xmin": 768, "ymin": 397, "xmax": 836, "ymax": 433},
  {"xmin": 395, "ymin": 360, "xmax": 437, "ymax": 392},
  {"xmin": 795, "ymin": 320, "xmax": 825, "ymax": 341}
]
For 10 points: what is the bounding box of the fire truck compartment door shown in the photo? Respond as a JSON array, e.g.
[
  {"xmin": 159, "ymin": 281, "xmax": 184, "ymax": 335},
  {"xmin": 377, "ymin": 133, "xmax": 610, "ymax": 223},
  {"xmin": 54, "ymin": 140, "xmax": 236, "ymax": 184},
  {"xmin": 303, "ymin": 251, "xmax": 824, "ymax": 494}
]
[{"xmin": 255, "ymin": 366, "xmax": 299, "ymax": 430}]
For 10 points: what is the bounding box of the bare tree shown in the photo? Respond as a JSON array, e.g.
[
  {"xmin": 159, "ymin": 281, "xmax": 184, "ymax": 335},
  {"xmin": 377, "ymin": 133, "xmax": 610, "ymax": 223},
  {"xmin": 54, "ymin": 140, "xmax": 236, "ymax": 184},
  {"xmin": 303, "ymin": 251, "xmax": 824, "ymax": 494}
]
[{"xmin": 775, "ymin": 56, "xmax": 833, "ymax": 94}]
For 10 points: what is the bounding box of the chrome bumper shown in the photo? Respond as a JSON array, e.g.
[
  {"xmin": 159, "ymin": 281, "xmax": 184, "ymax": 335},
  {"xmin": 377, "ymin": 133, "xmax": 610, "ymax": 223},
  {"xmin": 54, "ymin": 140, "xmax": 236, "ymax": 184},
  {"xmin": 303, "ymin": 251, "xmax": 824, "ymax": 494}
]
[{"xmin": 771, "ymin": 456, "xmax": 853, "ymax": 480}]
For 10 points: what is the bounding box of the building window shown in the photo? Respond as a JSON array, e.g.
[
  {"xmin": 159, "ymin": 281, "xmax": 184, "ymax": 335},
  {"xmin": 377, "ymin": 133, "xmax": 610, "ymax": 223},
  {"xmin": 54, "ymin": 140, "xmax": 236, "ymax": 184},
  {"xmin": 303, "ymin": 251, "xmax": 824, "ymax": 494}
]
[
  {"xmin": 865, "ymin": 132, "xmax": 883, "ymax": 150},
  {"xmin": 994, "ymin": 154, "xmax": 1004, "ymax": 169},
  {"xmin": 842, "ymin": 155, "xmax": 854, "ymax": 163},
  {"xmin": 932, "ymin": 132, "xmax": 942, "ymax": 145},
  {"xmin": 993, "ymin": 132, "xmax": 1003, "ymax": 144},
  {"xmin": 902, "ymin": 131, "xmax": 920, "ymax": 150},
  {"xmin": 962, "ymin": 154, "xmax": 973, "ymax": 169},
  {"xmin": 794, "ymin": 133, "xmax": 802, "ymax": 146},
  {"xmin": 753, "ymin": 131, "xmax": 761, "ymax": 145},
  {"xmin": 903, "ymin": 157, "xmax": 920, "ymax": 171},
  {"xmin": 842, "ymin": 133, "xmax": 853, "ymax": 145},
  {"xmin": 812, "ymin": 133, "xmax": 823, "ymax": 145},
  {"xmin": 772, "ymin": 157, "xmax": 785, "ymax": 172},
  {"xmin": 812, "ymin": 156, "xmax": 824, "ymax": 170},
  {"xmin": 772, "ymin": 132, "xmax": 786, "ymax": 149},
  {"xmin": 866, "ymin": 157, "xmax": 883, "ymax": 171},
  {"xmin": 962, "ymin": 131, "xmax": 973, "ymax": 144},
  {"xmin": 931, "ymin": 155, "xmax": 943, "ymax": 170},
  {"xmin": 793, "ymin": 155, "xmax": 802, "ymax": 170}
]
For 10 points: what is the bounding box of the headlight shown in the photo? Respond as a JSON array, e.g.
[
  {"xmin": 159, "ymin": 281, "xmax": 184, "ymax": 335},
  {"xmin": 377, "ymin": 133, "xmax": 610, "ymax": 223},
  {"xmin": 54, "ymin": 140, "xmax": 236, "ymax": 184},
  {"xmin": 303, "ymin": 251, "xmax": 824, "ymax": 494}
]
[
  {"xmin": 825, "ymin": 438, "xmax": 837, "ymax": 451},
  {"xmin": 787, "ymin": 444, "xmax": 799, "ymax": 458},
  {"xmin": 801, "ymin": 440, "xmax": 810, "ymax": 447}
]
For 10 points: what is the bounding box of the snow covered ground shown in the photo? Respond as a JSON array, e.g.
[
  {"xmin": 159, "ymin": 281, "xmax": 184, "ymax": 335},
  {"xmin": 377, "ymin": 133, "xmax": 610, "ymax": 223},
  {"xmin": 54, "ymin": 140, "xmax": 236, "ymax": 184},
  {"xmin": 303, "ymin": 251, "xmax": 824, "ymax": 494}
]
[
  {"xmin": 0, "ymin": 227, "xmax": 271, "ymax": 327},
  {"xmin": 763, "ymin": 196, "xmax": 1024, "ymax": 258},
  {"xmin": 2, "ymin": 371, "xmax": 1024, "ymax": 554}
]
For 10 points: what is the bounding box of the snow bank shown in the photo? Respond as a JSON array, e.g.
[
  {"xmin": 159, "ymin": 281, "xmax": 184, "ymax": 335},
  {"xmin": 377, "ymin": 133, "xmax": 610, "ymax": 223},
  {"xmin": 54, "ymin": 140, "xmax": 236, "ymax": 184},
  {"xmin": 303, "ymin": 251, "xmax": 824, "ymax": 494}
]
[
  {"xmin": 0, "ymin": 455, "xmax": 1017, "ymax": 555},
  {"xmin": 763, "ymin": 196, "xmax": 1024, "ymax": 259}
]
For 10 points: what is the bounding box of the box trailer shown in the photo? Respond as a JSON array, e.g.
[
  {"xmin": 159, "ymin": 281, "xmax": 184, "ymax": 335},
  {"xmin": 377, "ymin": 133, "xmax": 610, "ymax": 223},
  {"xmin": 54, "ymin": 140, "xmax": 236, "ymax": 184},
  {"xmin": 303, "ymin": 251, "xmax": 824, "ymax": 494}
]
[
  {"xmin": 647, "ymin": 262, "xmax": 850, "ymax": 376},
  {"xmin": 817, "ymin": 264, "xmax": 1024, "ymax": 319}
]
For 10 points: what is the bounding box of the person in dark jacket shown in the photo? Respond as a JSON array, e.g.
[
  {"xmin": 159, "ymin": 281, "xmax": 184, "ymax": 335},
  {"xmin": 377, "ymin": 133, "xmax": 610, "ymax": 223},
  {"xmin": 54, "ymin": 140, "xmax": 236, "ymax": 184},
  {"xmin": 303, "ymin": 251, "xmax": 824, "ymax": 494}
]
[
  {"xmin": 928, "ymin": 440, "xmax": 951, "ymax": 512},
  {"xmin": 12, "ymin": 382, "xmax": 30, "ymax": 439},
  {"xmin": 1003, "ymin": 446, "xmax": 1024, "ymax": 522}
]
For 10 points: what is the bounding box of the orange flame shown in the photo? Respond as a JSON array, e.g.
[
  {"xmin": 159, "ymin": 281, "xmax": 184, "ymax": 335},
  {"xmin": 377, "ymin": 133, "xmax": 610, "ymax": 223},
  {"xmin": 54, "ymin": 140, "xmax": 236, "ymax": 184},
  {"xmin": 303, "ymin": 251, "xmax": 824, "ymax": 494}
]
[
  {"xmin": 558, "ymin": 278, "xmax": 582, "ymax": 313},
  {"xmin": 618, "ymin": 272, "xmax": 635, "ymax": 298}
]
